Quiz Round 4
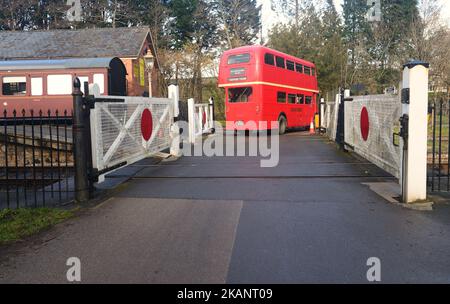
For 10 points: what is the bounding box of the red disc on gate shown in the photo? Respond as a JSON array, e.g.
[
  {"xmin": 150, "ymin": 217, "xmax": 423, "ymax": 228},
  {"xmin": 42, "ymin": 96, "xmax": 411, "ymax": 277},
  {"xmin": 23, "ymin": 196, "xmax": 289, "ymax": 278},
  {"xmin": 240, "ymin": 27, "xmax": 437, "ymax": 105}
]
[
  {"xmin": 141, "ymin": 109, "xmax": 153, "ymax": 141},
  {"xmin": 360, "ymin": 107, "xmax": 369, "ymax": 141}
]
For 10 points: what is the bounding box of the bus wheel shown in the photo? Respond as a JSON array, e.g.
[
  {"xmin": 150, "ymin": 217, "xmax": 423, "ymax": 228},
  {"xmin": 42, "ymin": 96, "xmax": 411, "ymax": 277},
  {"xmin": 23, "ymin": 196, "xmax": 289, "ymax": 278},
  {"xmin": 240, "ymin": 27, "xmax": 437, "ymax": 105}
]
[{"xmin": 278, "ymin": 116, "xmax": 287, "ymax": 135}]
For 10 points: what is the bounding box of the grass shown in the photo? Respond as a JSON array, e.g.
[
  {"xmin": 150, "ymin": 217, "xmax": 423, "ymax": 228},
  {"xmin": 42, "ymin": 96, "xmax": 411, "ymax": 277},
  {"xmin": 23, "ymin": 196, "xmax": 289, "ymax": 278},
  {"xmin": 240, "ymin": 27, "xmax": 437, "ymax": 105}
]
[{"xmin": 0, "ymin": 208, "xmax": 74, "ymax": 245}]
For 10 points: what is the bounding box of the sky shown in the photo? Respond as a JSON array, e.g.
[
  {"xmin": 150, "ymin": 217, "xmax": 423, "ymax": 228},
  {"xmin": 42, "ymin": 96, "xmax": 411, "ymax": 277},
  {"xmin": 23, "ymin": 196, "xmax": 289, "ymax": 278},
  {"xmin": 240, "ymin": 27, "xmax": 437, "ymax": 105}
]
[{"xmin": 258, "ymin": 0, "xmax": 450, "ymax": 39}]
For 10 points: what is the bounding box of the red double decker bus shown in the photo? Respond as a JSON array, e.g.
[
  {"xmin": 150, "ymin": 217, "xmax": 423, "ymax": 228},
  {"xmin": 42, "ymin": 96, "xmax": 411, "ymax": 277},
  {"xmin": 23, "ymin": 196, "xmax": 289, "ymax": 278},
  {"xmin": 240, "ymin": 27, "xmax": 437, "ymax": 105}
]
[{"xmin": 218, "ymin": 45, "xmax": 319, "ymax": 134}]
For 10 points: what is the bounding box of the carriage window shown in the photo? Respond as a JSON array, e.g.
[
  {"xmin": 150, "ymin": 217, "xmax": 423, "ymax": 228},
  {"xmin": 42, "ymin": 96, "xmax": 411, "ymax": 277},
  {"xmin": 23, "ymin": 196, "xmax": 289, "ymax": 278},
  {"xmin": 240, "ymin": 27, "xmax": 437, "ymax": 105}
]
[
  {"xmin": 311, "ymin": 68, "xmax": 316, "ymax": 76},
  {"xmin": 288, "ymin": 93, "xmax": 296, "ymax": 104},
  {"xmin": 304, "ymin": 66, "xmax": 311, "ymax": 75},
  {"xmin": 2, "ymin": 76, "xmax": 27, "ymax": 96},
  {"xmin": 277, "ymin": 92, "xmax": 286, "ymax": 103},
  {"xmin": 295, "ymin": 63, "xmax": 303, "ymax": 73},
  {"xmin": 264, "ymin": 53, "xmax": 275, "ymax": 66},
  {"xmin": 228, "ymin": 87, "xmax": 253, "ymax": 103},
  {"xmin": 297, "ymin": 94, "xmax": 304, "ymax": 104},
  {"xmin": 276, "ymin": 56, "xmax": 285, "ymax": 68},
  {"xmin": 93, "ymin": 73, "xmax": 105, "ymax": 94},
  {"xmin": 31, "ymin": 77, "xmax": 43, "ymax": 96},
  {"xmin": 228, "ymin": 53, "xmax": 250, "ymax": 65},
  {"xmin": 286, "ymin": 60, "xmax": 295, "ymax": 71},
  {"xmin": 305, "ymin": 96, "xmax": 312, "ymax": 104},
  {"xmin": 48, "ymin": 74, "xmax": 72, "ymax": 95}
]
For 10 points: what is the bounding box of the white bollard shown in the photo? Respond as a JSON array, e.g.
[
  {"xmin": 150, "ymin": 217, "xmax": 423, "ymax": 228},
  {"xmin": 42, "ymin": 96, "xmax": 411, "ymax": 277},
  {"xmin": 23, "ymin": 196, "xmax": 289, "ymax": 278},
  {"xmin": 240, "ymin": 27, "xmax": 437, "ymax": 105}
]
[{"xmin": 400, "ymin": 61, "xmax": 429, "ymax": 204}]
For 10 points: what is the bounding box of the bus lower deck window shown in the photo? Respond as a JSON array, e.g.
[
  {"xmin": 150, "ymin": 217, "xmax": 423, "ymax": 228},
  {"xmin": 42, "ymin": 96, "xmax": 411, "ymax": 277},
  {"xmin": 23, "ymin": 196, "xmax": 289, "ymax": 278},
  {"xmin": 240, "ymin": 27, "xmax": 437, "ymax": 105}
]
[
  {"xmin": 228, "ymin": 87, "xmax": 252, "ymax": 103},
  {"xmin": 277, "ymin": 92, "xmax": 286, "ymax": 103},
  {"xmin": 228, "ymin": 53, "xmax": 250, "ymax": 65},
  {"xmin": 297, "ymin": 94, "xmax": 304, "ymax": 104},
  {"xmin": 276, "ymin": 56, "xmax": 285, "ymax": 68},
  {"xmin": 305, "ymin": 96, "xmax": 312, "ymax": 104},
  {"xmin": 264, "ymin": 53, "xmax": 275, "ymax": 65},
  {"xmin": 288, "ymin": 94, "xmax": 296, "ymax": 104}
]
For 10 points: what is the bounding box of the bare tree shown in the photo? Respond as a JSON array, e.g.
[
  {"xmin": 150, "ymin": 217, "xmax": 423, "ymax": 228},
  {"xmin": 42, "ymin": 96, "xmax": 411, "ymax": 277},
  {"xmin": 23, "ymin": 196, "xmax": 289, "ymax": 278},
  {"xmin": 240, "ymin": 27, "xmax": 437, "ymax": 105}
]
[{"xmin": 410, "ymin": 0, "xmax": 450, "ymax": 94}]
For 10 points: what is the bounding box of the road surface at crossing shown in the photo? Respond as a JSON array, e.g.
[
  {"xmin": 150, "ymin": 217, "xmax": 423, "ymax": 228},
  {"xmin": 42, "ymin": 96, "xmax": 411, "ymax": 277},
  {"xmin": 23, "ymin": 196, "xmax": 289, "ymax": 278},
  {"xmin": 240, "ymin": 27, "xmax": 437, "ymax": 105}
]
[{"xmin": 1, "ymin": 132, "xmax": 450, "ymax": 283}]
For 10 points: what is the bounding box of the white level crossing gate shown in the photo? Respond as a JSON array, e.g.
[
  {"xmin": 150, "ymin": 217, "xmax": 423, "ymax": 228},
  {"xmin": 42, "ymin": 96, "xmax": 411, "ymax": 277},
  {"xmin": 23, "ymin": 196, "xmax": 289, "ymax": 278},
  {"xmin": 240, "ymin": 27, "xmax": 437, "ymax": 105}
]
[
  {"xmin": 187, "ymin": 98, "xmax": 214, "ymax": 144},
  {"xmin": 90, "ymin": 95, "xmax": 174, "ymax": 180},
  {"xmin": 344, "ymin": 94, "xmax": 401, "ymax": 178},
  {"xmin": 321, "ymin": 61, "xmax": 430, "ymax": 205},
  {"xmin": 72, "ymin": 81, "xmax": 215, "ymax": 202}
]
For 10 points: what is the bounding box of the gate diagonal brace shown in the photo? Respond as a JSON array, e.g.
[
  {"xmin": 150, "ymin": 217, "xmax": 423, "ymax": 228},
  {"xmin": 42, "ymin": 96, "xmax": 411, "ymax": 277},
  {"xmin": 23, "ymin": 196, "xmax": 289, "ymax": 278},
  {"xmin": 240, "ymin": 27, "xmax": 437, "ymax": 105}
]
[
  {"xmin": 102, "ymin": 104, "xmax": 145, "ymax": 164},
  {"xmin": 145, "ymin": 104, "xmax": 170, "ymax": 151}
]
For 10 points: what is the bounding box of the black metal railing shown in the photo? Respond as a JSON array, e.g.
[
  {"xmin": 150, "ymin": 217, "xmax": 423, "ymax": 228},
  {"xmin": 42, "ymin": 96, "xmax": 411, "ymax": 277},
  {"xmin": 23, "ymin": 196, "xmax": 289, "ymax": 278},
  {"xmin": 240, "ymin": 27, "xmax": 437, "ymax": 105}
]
[
  {"xmin": 1, "ymin": 109, "xmax": 74, "ymax": 209},
  {"xmin": 428, "ymin": 98, "xmax": 450, "ymax": 193}
]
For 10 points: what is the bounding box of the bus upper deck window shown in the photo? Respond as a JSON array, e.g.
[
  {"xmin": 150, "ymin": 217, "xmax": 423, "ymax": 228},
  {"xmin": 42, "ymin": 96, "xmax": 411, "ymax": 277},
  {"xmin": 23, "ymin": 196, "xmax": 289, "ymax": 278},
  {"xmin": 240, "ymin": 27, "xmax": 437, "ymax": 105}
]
[
  {"xmin": 297, "ymin": 94, "xmax": 304, "ymax": 104},
  {"xmin": 228, "ymin": 87, "xmax": 253, "ymax": 103},
  {"xmin": 264, "ymin": 53, "xmax": 275, "ymax": 65},
  {"xmin": 286, "ymin": 60, "xmax": 295, "ymax": 71},
  {"xmin": 276, "ymin": 56, "xmax": 285, "ymax": 68},
  {"xmin": 305, "ymin": 96, "xmax": 312, "ymax": 104},
  {"xmin": 295, "ymin": 63, "xmax": 303, "ymax": 73},
  {"xmin": 228, "ymin": 53, "xmax": 250, "ymax": 65},
  {"xmin": 304, "ymin": 66, "xmax": 311, "ymax": 75},
  {"xmin": 311, "ymin": 68, "xmax": 316, "ymax": 76}
]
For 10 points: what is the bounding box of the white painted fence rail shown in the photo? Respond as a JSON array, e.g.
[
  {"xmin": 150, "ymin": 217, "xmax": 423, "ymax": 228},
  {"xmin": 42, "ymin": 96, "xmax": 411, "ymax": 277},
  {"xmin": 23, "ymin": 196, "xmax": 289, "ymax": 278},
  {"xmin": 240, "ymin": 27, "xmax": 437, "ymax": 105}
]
[
  {"xmin": 324, "ymin": 93, "xmax": 340, "ymax": 140},
  {"xmin": 188, "ymin": 98, "xmax": 214, "ymax": 144}
]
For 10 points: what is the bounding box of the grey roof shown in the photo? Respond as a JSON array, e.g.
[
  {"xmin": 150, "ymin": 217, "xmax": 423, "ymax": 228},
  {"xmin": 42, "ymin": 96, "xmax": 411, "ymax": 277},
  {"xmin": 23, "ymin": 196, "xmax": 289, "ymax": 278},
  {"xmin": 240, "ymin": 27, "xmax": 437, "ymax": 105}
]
[
  {"xmin": 0, "ymin": 57, "xmax": 118, "ymax": 71},
  {"xmin": 0, "ymin": 27, "xmax": 151, "ymax": 60}
]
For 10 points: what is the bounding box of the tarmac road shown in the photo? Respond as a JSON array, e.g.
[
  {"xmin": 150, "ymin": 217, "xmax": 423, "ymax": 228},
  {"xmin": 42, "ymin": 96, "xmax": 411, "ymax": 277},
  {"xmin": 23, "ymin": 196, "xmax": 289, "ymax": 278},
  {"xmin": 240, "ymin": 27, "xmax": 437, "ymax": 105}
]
[{"xmin": 1, "ymin": 132, "xmax": 450, "ymax": 283}]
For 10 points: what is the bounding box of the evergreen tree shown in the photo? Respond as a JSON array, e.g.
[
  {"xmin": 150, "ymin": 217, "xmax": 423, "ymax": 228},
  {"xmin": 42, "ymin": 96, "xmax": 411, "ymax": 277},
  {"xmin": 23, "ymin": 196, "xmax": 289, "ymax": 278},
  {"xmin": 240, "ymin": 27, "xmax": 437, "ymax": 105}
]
[
  {"xmin": 268, "ymin": 3, "xmax": 347, "ymax": 97},
  {"xmin": 379, "ymin": 0, "xmax": 419, "ymax": 60},
  {"xmin": 342, "ymin": 0, "xmax": 370, "ymax": 64},
  {"xmin": 318, "ymin": 0, "xmax": 347, "ymax": 94},
  {"xmin": 167, "ymin": 0, "xmax": 199, "ymax": 48}
]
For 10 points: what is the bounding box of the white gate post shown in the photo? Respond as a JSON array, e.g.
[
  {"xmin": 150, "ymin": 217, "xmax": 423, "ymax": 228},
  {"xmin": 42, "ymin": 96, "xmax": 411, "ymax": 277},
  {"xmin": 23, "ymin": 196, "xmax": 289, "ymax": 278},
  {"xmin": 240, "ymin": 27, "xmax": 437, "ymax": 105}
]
[
  {"xmin": 188, "ymin": 98, "xmax": 195, "ymax": 144},
  {"xmin": 401, "ymin": 61, "xmax": 429, "ymax": 204},
  {"xmin": 169, "ymin": 84, "xmax": 181, "ymax": 157},
  {"xmin": 168, "ymin": 83, "xmax": 180, "ymax": 118},
  {"xmin": 209, "ymin": 97, "xmax": 214, "ymax": 132},
  {"xmin": 320, "ymin": 97, "xmax": 325, "ymax": 130}
]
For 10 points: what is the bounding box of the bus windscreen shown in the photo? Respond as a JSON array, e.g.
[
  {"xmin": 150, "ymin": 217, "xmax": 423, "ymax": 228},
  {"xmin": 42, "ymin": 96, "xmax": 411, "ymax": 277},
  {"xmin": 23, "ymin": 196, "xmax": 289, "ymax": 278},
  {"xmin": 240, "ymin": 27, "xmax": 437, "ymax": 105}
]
[{"xmin": 228, "ymin": 87, "xmax": 252, "ymax": 103}]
